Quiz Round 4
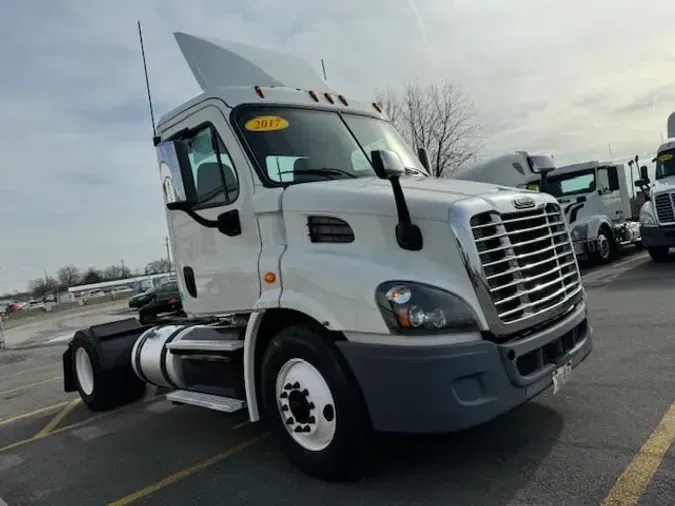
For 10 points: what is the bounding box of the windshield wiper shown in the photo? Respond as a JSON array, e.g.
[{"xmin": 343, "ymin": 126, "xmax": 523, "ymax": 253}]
[{"xmin": 278, "ymin": 167, "xmax": 358, "ymax": 179}]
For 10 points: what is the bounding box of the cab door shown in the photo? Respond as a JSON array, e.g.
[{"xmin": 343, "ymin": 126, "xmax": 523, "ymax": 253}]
[{"xmin": 159, "ymin": 101, "xmax": 262, "ymax": 315}]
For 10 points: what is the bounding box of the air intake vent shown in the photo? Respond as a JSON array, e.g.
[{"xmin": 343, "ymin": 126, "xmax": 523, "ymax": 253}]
[{"xmin": 307, "ymin": 216, "xmax": 354, "ymax": 243}]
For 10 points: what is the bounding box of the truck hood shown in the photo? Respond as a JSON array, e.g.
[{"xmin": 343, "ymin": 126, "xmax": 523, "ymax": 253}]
[
  {"xmin": 649, "ymin": 176, "xmax": 675, "ymax": 196},
  {"xmin": 281, "ymin": 176, "xmax": 512, "ymax": 221}
]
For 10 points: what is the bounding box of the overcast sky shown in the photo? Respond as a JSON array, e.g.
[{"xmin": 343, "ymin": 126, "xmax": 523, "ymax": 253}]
[{"xmin": 1, "ymin": 0, "xmax": 673, "ymax": 293}]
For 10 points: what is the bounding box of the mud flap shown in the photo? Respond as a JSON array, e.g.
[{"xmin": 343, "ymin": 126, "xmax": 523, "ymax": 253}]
[{"xmin": 63, "ymin": 345, "xmax": 76, "ymax": 392}]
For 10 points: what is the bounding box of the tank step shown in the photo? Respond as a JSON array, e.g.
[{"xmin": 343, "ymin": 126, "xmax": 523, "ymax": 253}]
[
  {"xmin": 166, "ymin": 339, "xmax": 244, "ymax": 352},
  {"xmin": 165, "ymin": 390, "xmax": 246, "ymax": 413}
]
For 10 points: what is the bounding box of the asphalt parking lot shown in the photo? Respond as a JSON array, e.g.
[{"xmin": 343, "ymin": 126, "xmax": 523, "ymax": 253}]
[{"xmin": 1, "ymin": 249, "xmax": 674, "ymax": 505}]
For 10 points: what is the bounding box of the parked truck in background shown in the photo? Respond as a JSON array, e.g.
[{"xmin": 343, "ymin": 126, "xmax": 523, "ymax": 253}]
[
  {"xmin": 61, "ymin": 32, "xmax": 594, "ymax": 481},
  {"xmin": 635, "ymin": 114, "xmax": 675, "ymax": 262},
  {"xmin": 455, "ymin": 154, "xmax": 642, "ymax": 265}
]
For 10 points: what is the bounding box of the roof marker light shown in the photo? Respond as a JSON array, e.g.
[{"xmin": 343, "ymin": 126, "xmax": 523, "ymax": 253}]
[
  {"xmin": 338, "ymin": 94, "xmax": 348, "ymax": 106},
  {"xmin": 324, "ymin": 93, "xmax": 334, "ymax": 104},
  {"xmin": 308, "ymin": 90, "xmax": 319, "ymax": 102},
  {"xmin": 372, "ymin": 102, "xmax": 382, "ymax": 113},
  {"xmin": 254, "ymin": 86, "xmax": 265, "ymax": 98}
]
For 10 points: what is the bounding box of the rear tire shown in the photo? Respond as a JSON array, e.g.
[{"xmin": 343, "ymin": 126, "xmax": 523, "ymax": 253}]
[
  {"xmin": 648, "ymin": 247, "xmax": 670, "ymax": 262},
  {"xmin": 71, "ymin": 337, "xmax": 146, "ymax": 412},
  {"xmin": 260, "ymin": 324, "xmax": 373, "ymax": 482}
]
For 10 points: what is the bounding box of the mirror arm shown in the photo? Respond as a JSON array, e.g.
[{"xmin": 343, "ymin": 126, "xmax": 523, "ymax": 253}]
[
  {"xmin": 390, "ymin": 177, "xmax": 423, "ymax": 251},
  {"xmin": 167, "ymin": 203, "xmax": 219, "ymax": 228}
]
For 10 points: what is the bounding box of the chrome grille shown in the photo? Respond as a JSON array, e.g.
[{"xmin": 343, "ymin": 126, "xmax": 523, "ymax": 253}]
[
  {"xmin": 654, "ymin": 193, "xmax": 675, "ymax": 224},
  {"xmin": 470, "ymin": 203, "xmax": 581, "ymax": 326}
]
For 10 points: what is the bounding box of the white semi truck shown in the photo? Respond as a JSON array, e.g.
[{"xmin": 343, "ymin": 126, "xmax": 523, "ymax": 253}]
[
  {"xmin": 61, "ymin": 32, "xmax": 593, "ymax": 481},
  {"xmin": 455, "ymin": 155, "xmax": 642, "ymax": 265},
  {"xmin": 635, "ymin": 112, "xmax": 675, "ymax": 262}
]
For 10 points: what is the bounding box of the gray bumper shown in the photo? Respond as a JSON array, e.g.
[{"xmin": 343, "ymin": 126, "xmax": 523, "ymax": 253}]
[
  {"xmin": 640, "ymin": 226, "xmax": 675, "ymax": 248},
  {"xmin": 337, "ymin": 302, "xmax": 592, "ymax": 434}
]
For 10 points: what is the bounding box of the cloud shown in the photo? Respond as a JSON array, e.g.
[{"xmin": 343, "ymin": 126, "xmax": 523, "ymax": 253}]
[{"xmin": 1, "ymin": 0, "xmax": 674, "ymax": 292}]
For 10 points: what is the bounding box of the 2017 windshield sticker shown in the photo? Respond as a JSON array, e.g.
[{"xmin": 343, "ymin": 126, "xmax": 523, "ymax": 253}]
[
  {"xmin": 245, "ymin": 116, "xmax": 289, "ymax": 132},
  {"xmin": 658, "ymin": 153, "xmax": 673, "ymax": 162}
]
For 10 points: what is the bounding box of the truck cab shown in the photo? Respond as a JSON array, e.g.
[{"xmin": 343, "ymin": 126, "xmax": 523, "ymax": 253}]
[
  {"xmin": 61, "ymin": 32, "xmax": 593, "ymax": 481},
  {"xmin": 636, "ymin": 135, "xmax": 675, "ymax": 262}
]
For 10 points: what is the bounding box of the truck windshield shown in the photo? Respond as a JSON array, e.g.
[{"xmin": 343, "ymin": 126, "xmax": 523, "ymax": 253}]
[
  {"xmin": 655, "ymin": 149, "xmax": 675, "ymax": 179},
  {"xmin": 544, "ymin": 169, "xmax": 596, "ymax": 198},
  {"xmin": 235, "ymin": 106, "xmax": 427, "ymax": 185}
]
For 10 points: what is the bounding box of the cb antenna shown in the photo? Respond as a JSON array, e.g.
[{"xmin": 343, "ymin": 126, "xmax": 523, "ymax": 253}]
[{"xmin": 137, "ymin": 21, "xmax": 160, "ymax": 146}]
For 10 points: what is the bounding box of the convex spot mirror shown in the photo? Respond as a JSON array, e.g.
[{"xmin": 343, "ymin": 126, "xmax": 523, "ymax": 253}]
[
  {"xmin": 371, "ymin": 149, "xmax": 406, "ymax": 179},
  {"xmin": 156, "ymin": 140, "xmax": 198, "ymax": 210}
]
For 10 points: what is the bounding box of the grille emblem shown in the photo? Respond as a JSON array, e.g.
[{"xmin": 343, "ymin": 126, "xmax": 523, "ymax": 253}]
[{"xmin": 513, "ymin": 195, "xmax": 535, "ymax": 209}]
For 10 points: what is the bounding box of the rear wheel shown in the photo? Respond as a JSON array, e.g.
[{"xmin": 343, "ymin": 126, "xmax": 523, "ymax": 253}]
[
  {"xmin": 648, "ymin": 247, "xmax": 670, "ymax": 262},
  {"xmin": 260, "ymin": 324, "xmax": 373, "ymax": 482},
  {"xmin": 72, "ymin": 337, "xmax": 146, "ymax": 411}
]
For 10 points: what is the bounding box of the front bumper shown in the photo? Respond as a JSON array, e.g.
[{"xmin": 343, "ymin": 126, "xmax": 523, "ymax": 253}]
[
  {"xmin": 337, "ymin": 301, "xmax": 592, "ymax": 434},
  {"xmin": 640, "ymin": 226, "xmax": 675, "ymax": 248}
]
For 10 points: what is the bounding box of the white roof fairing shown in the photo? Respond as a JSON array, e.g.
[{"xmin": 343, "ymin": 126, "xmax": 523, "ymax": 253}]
[{"xmin": 174, "ymin": 32, "xmax": 336, "ymax": 93}]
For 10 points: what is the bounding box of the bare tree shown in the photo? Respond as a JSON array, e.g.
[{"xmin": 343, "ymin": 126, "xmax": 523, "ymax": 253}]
[
  {"xmin": 145, "ymin": 259, "xmax": 172, "ymax": 275},
  {"xmin": 28, "ymin": 276, "xmax": 59, "ymax": 299},
  {"xmin": 374, "ymin": 79, "xmax": 480, "ymax": 177},
  {"xmin": 82, "ymin": 267, "xmax": 103, "ymax": 285},
  {"xmin": 103, "ymin": 264, "xmax": 131, "ymax": 281},
  {"xmin": 57, "ymin": 265, "xmax": 81, "ymax": 288}
]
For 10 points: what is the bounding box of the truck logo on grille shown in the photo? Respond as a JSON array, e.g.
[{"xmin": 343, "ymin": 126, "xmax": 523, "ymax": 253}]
[{"xmin": 513, "ymin": 195, "xmax": 536, "ymax": 209}]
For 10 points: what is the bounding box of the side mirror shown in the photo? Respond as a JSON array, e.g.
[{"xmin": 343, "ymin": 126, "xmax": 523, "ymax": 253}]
[
  {"xmin": 417, "ymin": 147, "xmax": 431, "ymax": 172},
  {"xmin": 640, "ymin": 165, "xmax": 649, "ymax": 181},
  {"xmin": 370, "ymin": 149, "xmax": 422, "ymax": 251},
  {"xmin": 156, "ymin": 140, "xmax": 197, "ymax": 210},
  {"xmin": 371, "ymin": 149, "xmax": 406, "ymax": 179}
]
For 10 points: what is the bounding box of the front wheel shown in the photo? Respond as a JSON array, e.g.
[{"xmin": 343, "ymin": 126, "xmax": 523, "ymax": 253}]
[
  {"xmin": 648, "ymin": 247, "xmax": 670, "ymax": 262},
  {"xmin": 590, "ymin": 229, "xmax": 615, "ymax": 265},
  {"xmin": 260, "ymin": 324, "xmax": 373, "ymax": 482}
]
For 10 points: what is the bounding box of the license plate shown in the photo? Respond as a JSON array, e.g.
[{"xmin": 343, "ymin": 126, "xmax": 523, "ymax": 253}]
[{"xmin": 552, "ymin": 361, "xmax": 573, "ymax": 395}]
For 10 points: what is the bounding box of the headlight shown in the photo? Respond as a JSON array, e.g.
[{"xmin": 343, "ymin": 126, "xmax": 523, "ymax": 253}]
[
  {"xmin": 570, "ymin": 224, "xmax": 588, "ymax": 242},
  {"xmin": 375, "ymin": 281, "xmax": 479, "ymax": 334},
  {"xmin": 640, "ymin": 211, "xmax": 656, "ymax": 227}
]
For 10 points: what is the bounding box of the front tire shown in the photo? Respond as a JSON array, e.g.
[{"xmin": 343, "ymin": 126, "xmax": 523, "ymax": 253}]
[
  {"xmin": 591, "ymin": 228, "xmax": 615, "ymax": 265},
  {"xmin": 71, "ymin": 337, "xmax": 146, "ymax": 412},
  {"xmin": 648, "ymin": 247, "xmax": 670, "ymax": 262},
  {"xmin": 260, "ymin": 324, "xmax": 373, "ymax": 482}
]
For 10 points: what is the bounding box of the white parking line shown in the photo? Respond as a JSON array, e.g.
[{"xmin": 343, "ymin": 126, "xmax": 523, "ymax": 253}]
[
  {"xmin": 581, "ymin": 253, "xmax": 648, "ymax": 282},
  {"xmin": 0, "ymin": 497, "xmax": 7, "ymax": 506}
]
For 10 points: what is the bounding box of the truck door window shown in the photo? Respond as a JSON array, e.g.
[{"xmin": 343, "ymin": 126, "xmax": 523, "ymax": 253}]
[
  {"xmin": 597, "ymin": 167, "xmax": 610, "ymax": 193},
  {"xmin": 183, "ymin": 125, "xmax": 239, "ymax": 207},
  {"xmin": 607, "ymin": 166, "xmax": 620, "ymax": 191}
]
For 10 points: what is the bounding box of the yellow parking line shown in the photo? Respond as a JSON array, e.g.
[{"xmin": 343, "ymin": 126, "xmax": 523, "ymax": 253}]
[
  {"xmin": 602, "ymin": 401, "xmax": 675, "ymax": 506},
  {"xmin": 107, "ymin": 432, "xmax": 271, "ymax": 506},
  {"xmin": 0, "ymin": 401, "xmax": 70, "ymax": 427},
  {"xmin": 34, "ymin": 399, "xmax": 81, "ymax": 438},
  {"xmin": 0, "ymin": 377, "xmax": 60, "ymax": 397},
  {"xmin": 0, "ymin": 394, "xmax": 167, "ymax": 454}
]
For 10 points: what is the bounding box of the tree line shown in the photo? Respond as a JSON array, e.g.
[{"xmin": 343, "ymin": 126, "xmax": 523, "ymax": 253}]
[{"xmin": 6, "ymin": 258, "xmax": 173, "ymax": 300}]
